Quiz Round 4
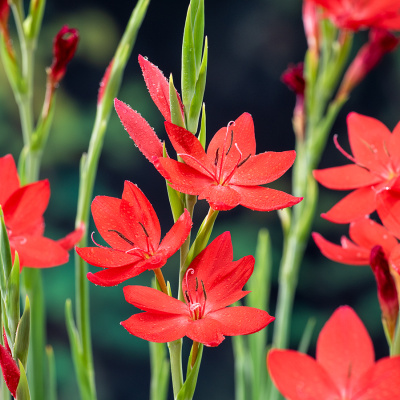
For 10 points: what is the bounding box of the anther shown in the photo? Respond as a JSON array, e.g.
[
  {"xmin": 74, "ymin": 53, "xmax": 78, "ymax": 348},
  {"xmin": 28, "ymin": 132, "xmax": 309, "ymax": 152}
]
[
  {"xmin": 225, "ymin": 130, "xmax": 234, "ymax": 156},
  {"xmin": 108, "ymin": 229, "xmax": 135, "ymax": 246},
  {"xmin": 238, "ymin": 153, "xmax": 251, "ymax": 168},
  {"xmin": 195, "ymin": 277, "xmax": 199, "ymax": 291},
  {"xmin": 201, "ymin": 280, "xmax": 207, "ymax": 301},
  {"xmin": 214, "ymin": 148, "xmax": 219, "ymax": 166},
  {"xmin": 138, "ymin": 222, "xmax": 149, "ymax": 237},
  {"xmin": 185, "ymin": 290, "xmax": 191, "ymax": 304}
]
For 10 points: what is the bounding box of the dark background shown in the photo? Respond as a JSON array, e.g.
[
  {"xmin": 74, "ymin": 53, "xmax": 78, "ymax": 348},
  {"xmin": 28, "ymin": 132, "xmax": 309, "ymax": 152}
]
[{"xmin": 1, "ymin": 0, "xmax": 400, "ymax": 398}]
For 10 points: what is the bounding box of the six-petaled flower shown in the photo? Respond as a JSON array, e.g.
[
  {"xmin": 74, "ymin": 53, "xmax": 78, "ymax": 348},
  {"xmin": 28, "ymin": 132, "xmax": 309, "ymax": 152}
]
[
  {"xmin": 76, "ymin": 180, "xmax": 192, "ymax": 286},
  {"xmin": 154, "ymin": 114, "xmax": 302, "ymax": 211},
  {"xmin": 268, "ymin": 306, "xmax": 400, "ymax": 400},
  {"xmin": 121, "ymin": 232, "xmax": 274, "ymax": 346}
]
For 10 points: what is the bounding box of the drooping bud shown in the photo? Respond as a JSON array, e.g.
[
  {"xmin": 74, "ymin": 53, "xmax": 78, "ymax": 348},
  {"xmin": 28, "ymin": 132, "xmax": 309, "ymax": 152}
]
[
  {"xmin": 281, "ymin": 63, "xmax": 306, "ymax": 140},
  {"xmin": 370, "ymin": 245, "xmax": 399, "ymax": 342},
  {"xmin": 337, "ymin": 29, "xmax": 399, "ymax": 100},
  {"xmin": 48, "ymin": 25, "xmax": 79, "ymax": 87}
]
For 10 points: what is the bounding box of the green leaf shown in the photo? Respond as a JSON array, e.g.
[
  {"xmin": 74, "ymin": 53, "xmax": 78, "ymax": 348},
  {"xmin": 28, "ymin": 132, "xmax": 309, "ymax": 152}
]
[
  {"xmin": 197, "ymin": 103, "xmax": 206, "ymax": 149},
  {"xmin": 45, "ymin": 346, "xmax": 57, "ymax": 400},
  {"xmin": 169, "ymin": 74, "xmax": 185, "ymax": 128},
  {"xmin": 14, "ymin": 295, "xmax": 30, "ymax": 370},
  {"xmin": 245, "ymin": 229, "xmax": 272, "ymax": 399},
  {"xmin": 5, "ymin": 253, "xmax": 20, "ymax": 341},
  {"xmin": 181, "ymin": 0, "xmax": 205, "ymax": 117},
  {"xmin": 187, "ymin": 37, "xmax": 208, "ymax": 133},
  {"xmin": 0, "ymin": 207, "xmax": 12, "ymax": 298},
  {"xmin": 176, "ymin": 344, "xmax": 203, "ymax": 400},
  {"xmin": 16, "ymin": 361, "xmax": 30, "ymax": 400},
  {"xmin": 232, "ymin": 334, "xmax": 249, "ymax": 400},
  {"xmin": 65, "ymin": 300, "xmax": 92, "ymax": 400}
]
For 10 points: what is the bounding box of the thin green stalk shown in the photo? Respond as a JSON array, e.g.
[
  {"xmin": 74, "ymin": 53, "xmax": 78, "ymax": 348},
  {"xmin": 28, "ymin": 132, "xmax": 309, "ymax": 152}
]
[{"xmin": 167, "ymin": 339, "xmax": 184, "ymax": 397}]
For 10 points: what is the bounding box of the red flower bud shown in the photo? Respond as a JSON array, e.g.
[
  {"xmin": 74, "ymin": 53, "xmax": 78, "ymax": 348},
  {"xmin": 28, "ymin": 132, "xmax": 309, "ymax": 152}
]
[
  {"xmin": 338, "ymin": 29, "xmax": 399, "ymax": 99},
  {"xmin": 303, "ymin": 1, "xmax": 319, "ymax": 55},
  {"xmin": 0, "ymin": 0, "xmax": 9, "ymax": 33},
  {"xmin": 48, "ymin": 25, "xmax": 79, "ymax": 86},
  {"xmin": 370, "ymin": 245, "xmax": 399, "ymax": 341}
]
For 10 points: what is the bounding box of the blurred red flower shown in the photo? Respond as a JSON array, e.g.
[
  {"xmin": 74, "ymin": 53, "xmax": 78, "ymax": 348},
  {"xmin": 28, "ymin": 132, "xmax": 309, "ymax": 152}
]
[
  {"xmin": 307, "ymin": 0, "xmax": 400, "ymax": 31},
  {"xmin": 154, "ymin": 114, "xmax": 302, "ymax": 211},
  {"xmin": 76, "ymin": 181, "xmax": 192, "ymax": 286},
  {"xmin": 0, "ymin": 154, "xmax": 82, "ymax": 269},
  {"xmin": 122, "ymin": 232, "xmax": 274, "ymax": 346},
  {"xmin": 0, "ymin": 330, "xmax": 19, "ymax": 398},
  {"xmin": 268, "ymin": 306, "xmax": 400, "ymax": 400}
]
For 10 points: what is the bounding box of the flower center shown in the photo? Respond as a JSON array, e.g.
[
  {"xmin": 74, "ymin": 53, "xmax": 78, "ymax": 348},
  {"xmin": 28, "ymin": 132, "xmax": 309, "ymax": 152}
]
[{"xmin": 184, "ymin": 268, "xmax": 207, "ymax": 320}]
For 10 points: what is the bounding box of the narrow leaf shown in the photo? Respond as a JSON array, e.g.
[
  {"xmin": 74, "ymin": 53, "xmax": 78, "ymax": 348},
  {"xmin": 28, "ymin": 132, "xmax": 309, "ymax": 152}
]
[
  {"xmin": 16, "ymin": 361, "xmax": 30, "ymax": 400},
  {"xmin": 14, "ymin": 296, "xmax": 30, "ymax": 370}
]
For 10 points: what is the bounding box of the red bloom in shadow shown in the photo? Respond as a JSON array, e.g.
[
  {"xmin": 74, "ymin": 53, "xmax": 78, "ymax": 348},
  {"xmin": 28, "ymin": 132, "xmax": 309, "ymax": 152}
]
[
  {"xmin": 308, "ymin": 0, "xmax": 400, "ymax": 31},
  {"xmin": 314, "ymin": 112, "xmax": 400, "ymax": 228},
  {"xmin": 268, "ymin": 306, "xmax": 400, "ymax": 400},
  {"xmin": 0, "ymin": 330, "xmax": 19, "ymax": 398},
  {"xmin": 154, "ymin": 114, "xmax": 302, "ymax": 211},
  {"xmin": 0, "ymin": 155, "xmax": 82, "ymax": 269},
  {"xmin": 76, "ymin": 181, "xmax": 192, "ymax": 286},
  {"xmin": 121, "ymin": 232, "xmax": 274, "ymax": 346}
]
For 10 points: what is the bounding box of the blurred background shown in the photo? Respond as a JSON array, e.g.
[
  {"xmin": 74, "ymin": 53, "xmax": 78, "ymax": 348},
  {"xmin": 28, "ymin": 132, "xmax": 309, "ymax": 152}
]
[{"xmin": 1, "ymin": 0, "xmax": 400, "ymax": 398}]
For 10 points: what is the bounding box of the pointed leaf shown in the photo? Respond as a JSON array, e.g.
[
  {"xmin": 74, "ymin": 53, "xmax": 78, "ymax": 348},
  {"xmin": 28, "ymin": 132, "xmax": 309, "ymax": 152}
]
[{"xmin": 14, "ymin": 296, "xmax": 30, "ymax": 370}]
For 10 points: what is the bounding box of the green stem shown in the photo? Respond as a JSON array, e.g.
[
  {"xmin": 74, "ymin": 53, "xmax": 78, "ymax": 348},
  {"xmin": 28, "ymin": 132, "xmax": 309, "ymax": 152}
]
[{"xmin": 167, "ymin": 339, "xmax": 184, "ymax": 397}]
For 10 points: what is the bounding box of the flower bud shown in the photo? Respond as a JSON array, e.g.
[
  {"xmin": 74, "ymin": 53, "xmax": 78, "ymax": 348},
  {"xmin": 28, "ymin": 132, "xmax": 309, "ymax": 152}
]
[
  {"xmin": 370, "ymin": 245, "xmax": 399, "ymax": 342},
  {"xmin": 48, "ymin": 25, "xmax": 79, "ymax": 86},
  {"xmin": 337, "ymin": 29, "xmax": 399, "ymax": 100}
]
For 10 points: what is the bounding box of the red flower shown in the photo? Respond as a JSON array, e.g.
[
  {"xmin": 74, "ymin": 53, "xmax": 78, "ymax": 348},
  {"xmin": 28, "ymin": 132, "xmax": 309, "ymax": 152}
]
[
  {"xmin": 154, "ymin": 114, "xmax": 302, "ymax": 211},
  {"xmin": 313, "ymin": 112, "xmax": 400, "ymax": 227},
  {"xmin": 268, "ymin": 306, "xmax": 400, "ymax": 400},
  {"xmin": 307, "ymin": 0, "xmax": 400, "ymax": 31},
  {"xmin": 48, "ymin": 25, "xmax": 79, "ymax": 86},
  {"xmin": 121, "ymin": 232, "xmax": 274, "ymax": 346},
  {"xmin": 0, "ymin": 330, "xmax": 20, "ymax": 398},
  {"xmin": 313, "ymin": 218, "xmax": 399, "ymax": 339},
  {"xmin": 0, "ymin": 154, "xmax": 82, "ymax": 269},
  {"xmin": 76, "ymin": 181, "xmax": 192, "ymax": 286}
]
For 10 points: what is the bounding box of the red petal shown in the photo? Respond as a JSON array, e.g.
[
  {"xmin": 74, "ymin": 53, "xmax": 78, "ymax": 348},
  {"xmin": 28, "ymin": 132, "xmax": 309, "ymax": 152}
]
[
  {"xmin": 317, "ymin": 306, "xmax": 375, "ymax": 393},
  {"xmin": 349, "ymin": 218, "xmax": 398, "ymax": 256},
  {"xmin": 207, "ymin": 306, "xmax": 274, "ymax": 337},
  {"xmin": 198, "ymin": 185, "xmax": 241, "ymax": 211},
  {"xmin": 76, "ymin": 246, "xmax": 142, "ymax": 269},
  {"xmin": 86, "ymin": 259, "xmax": 151, "ymax": 287},
  {"xmin": 57, "ymin": 223, "xmax": 84, "ymax": 250},
  {"xmin": 120, "ymin": 181, "xmax": 161, "ymax": 251},
  {"xmin": 347, "ymin": 112, "xmax": 391, "ymax": 173},
  {"xmin": 388, "ymin": 120, "xmax": 400, "ymax": 167},
  {"xmin": 185, "ymin": 317, "xmax": 226, "ymax": 346},
  {"xmin": 353, "ymin": 355, "xmax": 400, "ymax": 400},
  {"xmin": 312, "ymin": 232, "xmax": 370, "ymax": 265},
  {"xmin": 0, "ymin": 344, "xmax": 20, "ymax": 398},
  {"xmin": 114, "ymin": 99, "xmax": 163, "ymax": 163},
  {"xmin": 138, "ymin": 55, "xmax": 184, "ymax": 121},
  {"xmin": 322, "ymin": 187, "xmax": 376, "ymax": 223},
  {"xmin": 231, "ymin": 185, "xmax": 302, "ymax": 212},
  {"xmin": 0, "ymin": 154, "xmax": 19, "ymax": 205},
  {"xmin": 3, "ymin": 180, "xmax": 50, "ymax": 235},
  {"xmin": 121, "ymin": 312, "xmax": 188, "ymax": 343},
  {"xmin": 123, "ymin": 285, "xmax": 187, "ymax": 314},
  {"xmin": 388, "ymin": 243, "xmax": 400, "ymax": 274},
  {"xmin": 267, "ymin": 349, "xmax": 340, "ymax": 400},
  {"xmin": 313, "ymin": 164, "xmax": 381, "ymax": 190},
  {"xmin": 207, "ymin": 113, "xmax": 256, "ymax": 163},
  {"xmin": 155, "ymin": 157, "xmax": 214, "ymax": 195},
  {"xmin": 164, "ymin": 121, "xmax": 214, "ymax": 175},
  {"xmin": 91, "ymin": 195, "xmax": 132, "ymax": 250},
  {"xmin": 230, "ymin": 151, "xmax": 296, "ymax": 186},
  {"xmin": 158, "ymin": 209, "xmax": 192, "ymax": 257},
  {"xmin": 13, "ymin": 235, "xmax": 69, "ymax": 268},
  {"xmin": 376, "ymin": 191, "xmax": 400, "ymax": 238}
]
